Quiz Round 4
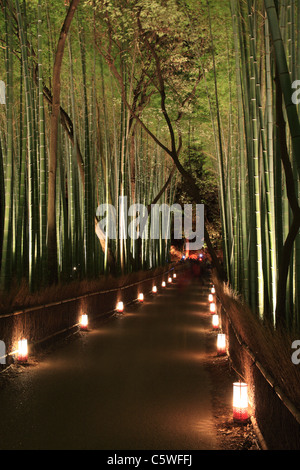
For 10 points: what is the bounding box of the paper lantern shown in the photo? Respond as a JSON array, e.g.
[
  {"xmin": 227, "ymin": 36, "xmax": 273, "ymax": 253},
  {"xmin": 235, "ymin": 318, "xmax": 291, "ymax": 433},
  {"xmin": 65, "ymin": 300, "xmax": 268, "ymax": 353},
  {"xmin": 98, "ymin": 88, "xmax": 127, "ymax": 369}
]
[
  {"xmin": 138, "ymin": 293, "xmax": 144, "ymax": 303},
  {"xmin": 173, "ymin": 273, "xmax": 176, "ymax": 279},
  {"xmin": 80, "ymin": 314, "xmax": 88, "ymax": 330},
  {"xmin": 210, "ymin": 302, "xmax": 216, "ymax": 314},
  {"xmin": 18, "ymin": 339, "xmax": 28, "ymax": 363},
  {"xmin": 168, "ymin": 276, "xmax": 172, "ymax": 283},
  {"xmin": 152, "ymin": 286, "xmax": 157, "ymax": 294},
  {"xmin": 212, "ymin": 314, "xmax": 219, "ymax": 330},
  {"xmin": 217, "ymin": 334, "xmax": 226, "ymax": 356},
  {"xmin": 208, "ymin": 293, "xmax": 214, "ymax": 303},
  {"xmin": 162, "ymin": 281, "xmax": 166, "ymax": 288},
  {"xmin": 233, "ymin": 382, "xmax": 249, "ymax": 423},
  {"xmin": 211, "ymin": 286, "xmax": 216, "ymax": 294},
  {"xmin": 116, "ymin": 301, "xmax": 124, "ymax": 313}
]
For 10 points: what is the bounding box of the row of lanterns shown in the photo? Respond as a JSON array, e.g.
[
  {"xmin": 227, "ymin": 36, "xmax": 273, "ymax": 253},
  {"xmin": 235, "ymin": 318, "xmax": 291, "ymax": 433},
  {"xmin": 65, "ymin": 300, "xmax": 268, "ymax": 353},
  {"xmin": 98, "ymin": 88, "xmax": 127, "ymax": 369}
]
[
  {"xmin": 114, "ymin": 273, "xmax": 176, "ymax": 314},
  {"xmin": 208, "ymin": 283, "xmax": 249, "ymax": 424},
  {"xmin": 15, "ymin": 273, "xmax": 249, "ymax": 426},
  {"xmin": 15, "ymin": 271, "xmax": 178, "ymax": 364}
]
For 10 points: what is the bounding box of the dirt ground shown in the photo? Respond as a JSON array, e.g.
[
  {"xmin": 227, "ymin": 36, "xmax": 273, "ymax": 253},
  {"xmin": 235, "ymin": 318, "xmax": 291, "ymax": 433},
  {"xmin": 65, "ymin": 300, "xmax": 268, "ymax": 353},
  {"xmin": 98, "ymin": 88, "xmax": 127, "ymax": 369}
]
[{"xmin": 206, "ymin": 351, "xmax": 261, "ymax": 450}]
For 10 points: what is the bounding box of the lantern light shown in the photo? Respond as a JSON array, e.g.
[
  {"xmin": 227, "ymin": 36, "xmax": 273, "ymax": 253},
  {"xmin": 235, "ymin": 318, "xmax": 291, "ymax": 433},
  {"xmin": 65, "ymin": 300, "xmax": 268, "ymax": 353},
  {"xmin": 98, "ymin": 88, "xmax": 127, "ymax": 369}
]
[
  {"xmin": 162, "ymin": 281, "xmax": 166, "ymax": 288},
  {"xmin": 116, "ymin": 301, "xmax": 124, "ymax": 313},
  {"xmin": 80, "ymin": 314, "xmax": 88, "ymax": 330},
  {"xmin": 152, "ymin": 286, "xmax": 157, "ymax": 294},
  {"xmin": 212, "ymin": 314, "xmax": 219, "ymax": 330},
  {"xmin": 168, "ymin": 277, "xmax": 172, "ymax": 283},
  {"xmin": 211, "ymin": 286, "xmax": 216, "ymax": 294},
  {"xmin": 233, "ymin": 382, "xmax": 249, "ymax": 423},
  {"xmin": 208, "ymin": 293, "xmax": 214, "ymax": 303},
  {"xmin": 138, "ymin": 293, "xmax": 144, "ymax": 303},
  {"xmin": 17, "ymin": 339, "xmax": 28, "ymax": 363},
  {"xmin": 217, "ymin": 333, "xmax": 226, "ymax": 356},
  {"xmin": 210, "ymin": 302, "xmax": 216, "ymax": 314},
  {"xmin": 173, "ymin": 273, "xmax": 176, "ymax": 279}
]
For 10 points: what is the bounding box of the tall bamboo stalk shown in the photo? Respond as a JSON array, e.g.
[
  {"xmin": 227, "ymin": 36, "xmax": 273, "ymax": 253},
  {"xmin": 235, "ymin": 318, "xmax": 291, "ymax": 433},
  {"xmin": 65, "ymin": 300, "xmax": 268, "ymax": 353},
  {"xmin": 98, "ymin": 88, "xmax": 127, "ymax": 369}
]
[{"xmin": 0, "ymin": 3, "xmax": 13, "ymax": 291}]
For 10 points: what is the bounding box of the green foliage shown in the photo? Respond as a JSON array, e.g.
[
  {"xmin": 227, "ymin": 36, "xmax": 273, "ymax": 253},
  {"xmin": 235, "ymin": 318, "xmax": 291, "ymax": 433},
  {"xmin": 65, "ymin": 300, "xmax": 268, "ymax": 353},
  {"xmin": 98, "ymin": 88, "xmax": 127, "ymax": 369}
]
[{"xmin": 175, "ymin": 143, "xmax": 222, "ymax": 246}]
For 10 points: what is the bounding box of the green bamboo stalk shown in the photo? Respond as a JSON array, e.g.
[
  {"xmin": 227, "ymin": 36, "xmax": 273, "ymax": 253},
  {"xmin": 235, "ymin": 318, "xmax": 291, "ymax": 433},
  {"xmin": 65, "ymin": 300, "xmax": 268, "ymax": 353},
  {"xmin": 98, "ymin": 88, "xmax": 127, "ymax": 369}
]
[
  {"xmin": 78, "ymin": 17, "xmax": 93, "ymax": 278},
  {"xmin": 246, "ymin": 1, "xmax": 264, "ymax": 317},
  {"xmin": 207, "ymin": 0, "xmax": 231, "ymax": 283},
  {"xmin": 230, "ymin": 0, "xmax": 250, "ymax": 302},
  {"xmin": 0, "ymin": 132, "xmax": 4, "ymax": 274},
  {"xmin": 15, "ymin": 0, "xmax": 37, "ymax": 291},
  {"xmin": 237, "ymin": 0, "xmax": 258, "ymax": 311},
  {"xmin": 265, "ymin": 0, "xmax": 300, "ymax": 179},
  {"xmin": 67, "ymin": 37, "xmax": 78, "ymax": 274},
  {"xmin": 0, "ymin": 3, "xmax": 14, "ymax": 291},
  {"xmin": 15, "ymin": 59, "xmax": 27, "ymax": 282},
  {"xmin": 248, "ymin": 0, "xmax": 278, "ymax": 318},
  {"xmin": 38, "ymin": 0, "xmax": 47, "ymax": 285},
  {"xmin": 265, "ymin": 15, "xmax": 278, "ymax": 321}
]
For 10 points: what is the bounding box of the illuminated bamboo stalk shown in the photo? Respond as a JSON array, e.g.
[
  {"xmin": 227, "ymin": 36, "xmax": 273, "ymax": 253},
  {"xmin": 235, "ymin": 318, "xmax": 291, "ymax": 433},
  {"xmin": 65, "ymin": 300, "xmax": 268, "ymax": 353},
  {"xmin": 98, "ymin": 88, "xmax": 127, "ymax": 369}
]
[
  {"xmin": 15, "ymin": 0, "xmax": 36, "ymax": 291},
  {"xmin": 99, "ymin": 56, "xmax": 111, "ymax": 273},
  {"xmin": 236, "ymin": 0, "xmax": 258, "ymax": 310},
  {"xmin": 265, "ymin": 0, "xmax": 300, "ymax": 179},
  {"xmin": 38, "ymin": 0, "xmax": 47, "ymax": 284},
  {"xmin": 0, "ymin": 134, "xmax": 4, "ymax": 271},
  {"xmin": 67, "ymin": 36, "xmax": 78, "ymax": 274},
  {"xmin": 15, "ymin": 58, "xmax": 26, "ymax": 282},
  {"xmin": 251, "ymin": 12, "xmax": 263, "ymax": 316},
  {"xmin": 78, "ymin": 19, "xmax": 93, "ymax": 278},
  {"xmin": 295, "ymin": 0, "xmax": 300, "ymax": 327},
  {"xmin": 230, "ymin": 0, "xmax": 250, "ymax": 302},
  {"xmin": 247, "ymin": 0, "xmax": 277, "ymax": 317},
  {"xmin": 288, "ymin": 0, "xmax": 300, "ymax": 325},
  {"xmin": 0, "ymin": 4, "xmax": 14, "ymax": 291},
  {"xmin": 207, "ymin": 0, "xmax": 231, "ymax": 282},
  {"xmin": 265, "ymin": 15, "xmax": 278, "ymax": 321}
]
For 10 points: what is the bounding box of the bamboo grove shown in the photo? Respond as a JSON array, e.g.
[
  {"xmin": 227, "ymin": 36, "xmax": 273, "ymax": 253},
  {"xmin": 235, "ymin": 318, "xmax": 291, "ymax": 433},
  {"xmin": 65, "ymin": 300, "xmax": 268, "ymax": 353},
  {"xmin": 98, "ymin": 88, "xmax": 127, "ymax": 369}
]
[
  {"xmin": 0, "ymin": 0, "xmax": 184, "ymax": 293},
  {"xmin": 210, "ymin": 0, "xmax": 300, "ymax": 330}
]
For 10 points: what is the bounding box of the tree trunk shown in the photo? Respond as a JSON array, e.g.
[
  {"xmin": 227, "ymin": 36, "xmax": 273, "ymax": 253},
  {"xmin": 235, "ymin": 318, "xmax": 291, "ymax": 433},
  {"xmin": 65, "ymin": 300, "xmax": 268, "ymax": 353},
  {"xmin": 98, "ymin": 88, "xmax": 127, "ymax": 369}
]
[{"xmin": 275, "ymin": 68, "xmax": 300, "ymax": 329}]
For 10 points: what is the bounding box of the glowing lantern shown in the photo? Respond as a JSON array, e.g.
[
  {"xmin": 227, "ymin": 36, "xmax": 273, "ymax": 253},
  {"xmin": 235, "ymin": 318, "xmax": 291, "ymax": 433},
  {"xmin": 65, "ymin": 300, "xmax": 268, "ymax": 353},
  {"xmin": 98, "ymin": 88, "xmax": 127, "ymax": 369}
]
[
  {"xmin": 18, "ymin": 339, "xmax": 28, "ymax": 363},
  {"xmin": 212, "ymin": 314, "xmax": 219, "ymax": 330},
  {"xmin": 168, "ymin": 277, "xmax": 172, "ymax": 283},
  {"xmin": 116, "ymin": 301, "xmax": 124, "ymax": 313},
  {"xmin": 80, "ymin": 314, "xmax": 88, "ymax": 330},
  {"xmin": 208, "ymin": 293, "xmax": 214, "ymax": 303},
  {"xmin": 152, "ymin": 286, "xmax": 157, "ymax": 294},
  {"xmin": 210, "ymin": 302, "xmax": 216, "ymax": 314},
  {"xmin": 162, "ymin": 281, "xmax": 166, "ymax": 288},
  {"xmin": 211, "ymin": 286, "xmax": 216, "ymax": 294},
  {"xmin": 233, "ymin": 382, "xmax": 249, "ymax": 423},
  {"xmin": 217, "ymin": 333, "xmax": 226, "ymax": 356},
  {"xmin": 138, "ymin": 293, "xmax": 144, "ymax": 303},
  {"xmin": 173, "ymin": 273, "xmax": 176, "ymax": 279}
]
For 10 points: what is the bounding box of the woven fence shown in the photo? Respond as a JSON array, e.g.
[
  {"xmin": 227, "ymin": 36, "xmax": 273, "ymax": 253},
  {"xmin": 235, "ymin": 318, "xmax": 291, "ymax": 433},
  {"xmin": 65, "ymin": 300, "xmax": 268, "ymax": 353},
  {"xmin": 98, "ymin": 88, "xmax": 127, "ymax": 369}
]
[
  {"xmin": 0, "ymin": 264, "xmax": 183, "ymax": 367},
  {"xmin": 213, "ymin": 275, "xmax": 300, "ymax": 450}
]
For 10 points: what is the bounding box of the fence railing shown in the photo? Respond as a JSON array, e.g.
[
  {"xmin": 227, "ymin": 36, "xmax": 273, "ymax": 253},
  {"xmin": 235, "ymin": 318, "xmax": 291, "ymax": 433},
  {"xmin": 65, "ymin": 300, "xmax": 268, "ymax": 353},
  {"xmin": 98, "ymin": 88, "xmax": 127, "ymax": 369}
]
[
  {"xmin": 0, "ymin": 264, "xmax": 183, "ymax": 369},
  {"xmin": 214, "ymin": 278, "xmax": 300, "ymax": 450}
]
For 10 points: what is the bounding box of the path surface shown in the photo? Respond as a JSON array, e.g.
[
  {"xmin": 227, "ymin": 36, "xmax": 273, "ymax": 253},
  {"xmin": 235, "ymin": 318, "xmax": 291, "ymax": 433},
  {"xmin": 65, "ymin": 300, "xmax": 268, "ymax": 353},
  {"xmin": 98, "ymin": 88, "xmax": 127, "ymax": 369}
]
[{"xmin": 0, "ymin": 272, "xmax": 220, "ymax": 450}]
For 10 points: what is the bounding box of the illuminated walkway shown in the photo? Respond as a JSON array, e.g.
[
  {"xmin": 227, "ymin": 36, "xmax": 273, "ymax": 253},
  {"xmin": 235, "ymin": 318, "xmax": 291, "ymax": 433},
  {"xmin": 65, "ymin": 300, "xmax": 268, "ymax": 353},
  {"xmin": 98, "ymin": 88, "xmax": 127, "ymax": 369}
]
[{"xmin": 0, "ymin": 272, "xmax": 219, "ymax": 450}]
